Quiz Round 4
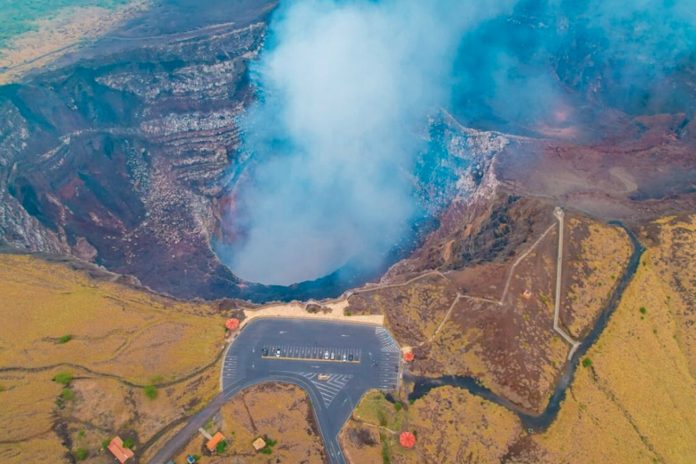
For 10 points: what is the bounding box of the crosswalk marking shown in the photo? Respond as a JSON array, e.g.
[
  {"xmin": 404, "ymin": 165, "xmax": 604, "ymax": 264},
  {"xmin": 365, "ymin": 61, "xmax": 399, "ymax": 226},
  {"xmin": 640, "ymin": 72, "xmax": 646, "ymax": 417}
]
[
  {"xmin": 222, "ymin": 355, "xmax": 239, "ymax": 389},
  {"xmin": 375, "ymin": 327, "xmax": 400, "ymax": 353},
  {"xmin": 300, "ymin": 372, "xmax": 353, "ymax": 406}
]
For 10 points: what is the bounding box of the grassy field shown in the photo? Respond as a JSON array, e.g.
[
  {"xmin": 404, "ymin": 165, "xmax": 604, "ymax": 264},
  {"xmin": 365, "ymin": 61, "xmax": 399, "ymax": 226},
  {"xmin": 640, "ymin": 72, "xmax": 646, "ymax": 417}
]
[
  {"xmin": 341, "ymin": 387, "xmax": 521, "ymax": 464},
  {"xmin": 175, "ymin": 383, "xmax": 325, "ymax": 463},
  {"xmin": 0, "ymin": 254, "xmax": 226, "ymax": 463},
  {"xmin": 341, "ymin": 214, "xmax": 696, "ymax": 463},
  {"xmin": 0, "ymin": 0, "xmax": 130, "ymax": 48}
]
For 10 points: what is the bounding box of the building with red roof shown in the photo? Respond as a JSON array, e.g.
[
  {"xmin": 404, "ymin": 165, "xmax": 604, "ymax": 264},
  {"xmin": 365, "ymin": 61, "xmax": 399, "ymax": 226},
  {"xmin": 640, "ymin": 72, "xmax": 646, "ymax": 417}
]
[
  {"xmin": 225, "ymin": 318, "xmax": 240, "ymax": 331},
  {"xmin": 107, "ymin": 437, "xmax": 134, "ymax": 464},
  {"xmin": 206, "ymin": 431, "xmax": 226, "ymax": 453},
  {"xmin": 399, "ymin": 431, "xmax": 416, "ymax": 448}
]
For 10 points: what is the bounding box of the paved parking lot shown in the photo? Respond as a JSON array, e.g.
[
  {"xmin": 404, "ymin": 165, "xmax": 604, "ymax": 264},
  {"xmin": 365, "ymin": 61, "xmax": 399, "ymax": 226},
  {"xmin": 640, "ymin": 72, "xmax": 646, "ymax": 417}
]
[
  {"xmin": 152, "ymin": 318, "xmax": 401, "ymax": 464},
  {"xmin": 221, "ymin": 318, "xmax": 401, "ymax": 464}
]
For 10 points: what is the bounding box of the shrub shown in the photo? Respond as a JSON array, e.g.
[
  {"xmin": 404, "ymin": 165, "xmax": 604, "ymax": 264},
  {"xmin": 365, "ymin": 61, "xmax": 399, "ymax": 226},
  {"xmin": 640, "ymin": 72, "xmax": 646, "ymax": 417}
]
[
  {"xmin": 143, "ymin": 385, "xmax": 158, "ymax": 400},
  {"xmin": 393, "ymin": 402, "xmax": 402, "ymax": 411},
  {"xmin": 58, "ymin": 334, "xmax": 72, "ymax": 344},
  {"xmin": 582, "ymin": 357, "xmax": 592, "ymax": 368},
  {"xmin": 101, "ymin": 439, "xmax": 110, "ymax": 450},
  {"xmin": 216, "ymin": 440, "xmax": 228, "ymax": 454},
  {"xmin": 260, "ymin": 437, "xmax": 277, "ymax": 454},
  {"xmin": 0, "ymin": 384, "xmax": 5, "ymax": 392},
  {"xmin": 74, "ymin": 448, "xmax": 88, "ymax": 461},
  {"xmin": 123, "ymin": 437, "xmax": 135, "ymax": 449},
  {"xmin": 639, "ymin": 306, "xmax": 647, "ymax": 315},
  {"xmin": 61, "ymin": 388, "xmax": 75, "ymax": 401},
  {"xmin": 380, "ymin": 434, "xmax": 391, "ymax": 464},
  {"xmin": 53, "ymin": 372, "xmax": 73, "ymax": 385}
]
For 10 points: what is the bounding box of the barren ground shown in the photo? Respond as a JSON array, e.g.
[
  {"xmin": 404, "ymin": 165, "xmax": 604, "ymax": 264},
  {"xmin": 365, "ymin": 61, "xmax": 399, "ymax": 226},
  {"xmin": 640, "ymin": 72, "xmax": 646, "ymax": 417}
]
[{"xmin": 174, "ymin": 383, "xmax": 326, "ymax": 464}]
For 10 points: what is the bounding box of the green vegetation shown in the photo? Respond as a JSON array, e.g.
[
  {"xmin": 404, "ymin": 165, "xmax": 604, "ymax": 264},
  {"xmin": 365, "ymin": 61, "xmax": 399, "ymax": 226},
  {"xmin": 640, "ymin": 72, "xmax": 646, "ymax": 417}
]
[
  {"xmin": 53, "ymin": 371, "xmax": 73, "ymax": 385},
  {"xmin": 123, "ymin": 437, "xmax": 135, "ymax": 449},
  {"xmin": 380, "ymin": 432, "xmax": 391, "ymax": 464},
  {"xmin": 143, "ymin": 384, "xmax": 158, "ymax": 399},
  {"xmin": 0, "ymin": 384, "xmax": 5, "ymax": 392},
  {"xmin": 215, "ymin": 439, "xmax": 228, "ymax": 454},
  {"xmin": 377, "ymin": 409, "xmax": 387, "ymax": 426},
  {"xmin": 74, "ymin": 448, "xmax": 88, "ymax": 461},
  {"xmin": 354, "ymin": 391, "xmax": 406, "ymax": 430},
  {"xmin": 582, "ymin": 357, "xmax": 592, "ymax": 368},
  {"xmin": 639, "ymin": 306, "xmax": 647, "ymax": 315},
  {"xmin": 101, "ymin": 439, "xmax": 110, "ymax": 449},
  {"xmin": 57, "ymin": 334, "xmax": 72, "ymax": 344},
  {"xmin": 0, "ymin": 0, "xmax": 132, "ymax": 48},
  {"xmin": 260, "ymin": 437, "xmax": 278, "ymax": 454},
  {"xmin": 61, "ymin": 387, "xmax": 75, "ymax": 401}
]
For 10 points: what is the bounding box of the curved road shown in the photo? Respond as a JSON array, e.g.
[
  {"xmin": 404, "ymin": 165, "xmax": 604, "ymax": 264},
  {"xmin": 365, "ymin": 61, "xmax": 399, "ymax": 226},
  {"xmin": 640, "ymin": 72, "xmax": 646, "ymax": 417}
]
[{"xmin": 150, "ymin": 318, "xmax": 401, "ymax": 464}]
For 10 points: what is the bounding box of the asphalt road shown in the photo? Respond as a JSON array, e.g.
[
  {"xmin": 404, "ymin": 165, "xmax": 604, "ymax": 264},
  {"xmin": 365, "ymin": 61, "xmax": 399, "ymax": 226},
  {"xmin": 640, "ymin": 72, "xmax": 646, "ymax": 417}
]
[{"xmin": 150, "ymin": 318, "xmax": 401, "ymax": 464}]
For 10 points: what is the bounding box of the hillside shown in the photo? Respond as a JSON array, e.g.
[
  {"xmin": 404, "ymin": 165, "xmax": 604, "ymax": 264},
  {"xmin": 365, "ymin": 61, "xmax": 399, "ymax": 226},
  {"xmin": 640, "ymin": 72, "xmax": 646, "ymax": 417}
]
[{"xmin": 0, "ymin": 254, "xmax": 226, "ymax": 463}]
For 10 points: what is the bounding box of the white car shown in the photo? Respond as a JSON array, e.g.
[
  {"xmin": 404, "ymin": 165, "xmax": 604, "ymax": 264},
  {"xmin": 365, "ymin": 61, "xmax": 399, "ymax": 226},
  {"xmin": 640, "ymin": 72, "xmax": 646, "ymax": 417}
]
[{"xmin": 324, "ymin": 351, "xmax": 329, "ymax": 360}]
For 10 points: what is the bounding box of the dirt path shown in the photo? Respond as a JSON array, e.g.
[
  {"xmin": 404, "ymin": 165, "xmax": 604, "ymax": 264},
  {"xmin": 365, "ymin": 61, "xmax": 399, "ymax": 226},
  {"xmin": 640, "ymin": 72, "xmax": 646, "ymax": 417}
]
[{"xmin": 0, "ymin": 343, "xmax": 226, "ymax": 389}]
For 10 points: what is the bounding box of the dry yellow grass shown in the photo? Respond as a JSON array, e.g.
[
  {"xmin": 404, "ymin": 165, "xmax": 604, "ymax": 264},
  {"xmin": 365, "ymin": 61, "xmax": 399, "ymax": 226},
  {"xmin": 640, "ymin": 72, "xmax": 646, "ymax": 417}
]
[
  {"xmin": 0, "ymin": 1, "xmax": 149, "ymax": 84},
  {"xmin": 175, "ymin": 383, "xmax": 325, "ymax": 463},
  {"xmin": 341, "ymin": 387, "xmax": 521, "ymax": 464},
  {"xmin": 562, "ymin": 217, "xmax": 632, "ymax": 338},
  {"xmin": 529, "ymin": 215, "xmax": 696, "ymax": 463},
  {"xmin": 0, "ymin": 254, "xmax": 225, "ymax": 463},
  {"xmin": 342, "ymin": 215, "xmax": 696, "ymax": 464},
  {"xmin": 0, "ymin": 254, "xmax": 225, "ymax": 382}
]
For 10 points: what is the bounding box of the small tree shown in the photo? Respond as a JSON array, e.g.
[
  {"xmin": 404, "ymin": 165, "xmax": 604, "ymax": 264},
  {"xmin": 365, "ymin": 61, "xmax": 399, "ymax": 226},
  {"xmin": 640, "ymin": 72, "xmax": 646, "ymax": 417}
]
[
  {"xmin": 74, "ymin": 448, "xmax": 88, "ymax": 461},
  {"xmin": 216, "ymin": 439, "xmax": 228, "ymax": 454},
  {"xmin": 58, "ymin": 334, "xmax": 72, "ymax": 344},
  {"xmin": 582, "ymin": 357, "xmax": 592, "ymax": 368},
  {"xmin": 53, "ymin": 372, "xmax": 73, "ymax": 385},
  {"xmin": 61, "ymin": 388, "xmax": 75, "ymax": 401},
  {"xmin": 143, "ymin": 385, "xmax": 158, "ymax": 399}
]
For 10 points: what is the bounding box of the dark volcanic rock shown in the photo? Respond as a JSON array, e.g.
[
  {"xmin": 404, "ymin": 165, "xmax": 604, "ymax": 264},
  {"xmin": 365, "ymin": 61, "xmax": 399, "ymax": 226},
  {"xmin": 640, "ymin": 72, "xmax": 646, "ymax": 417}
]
[{"xmin": 0, "ymin": 14, "xmax": 269, "ymax": 298}]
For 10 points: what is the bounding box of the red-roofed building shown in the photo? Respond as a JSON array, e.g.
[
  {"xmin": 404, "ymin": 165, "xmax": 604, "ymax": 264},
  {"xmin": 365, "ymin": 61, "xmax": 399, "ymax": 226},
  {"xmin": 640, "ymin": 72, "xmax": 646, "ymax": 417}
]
[
  {"xmin": 399, "ymin": 431, "xmax": 416, "ymax": 448},
  {"xmin": 225, "ymin": 318, "xmax": 240, "ymax": 331},
  {"xmin": 403, "ymin": 351, "xmax": 415, "ymax": 362},
  {"xmin": 107, "ymin": 437, "xmax": 134, "ymax": 464},
  {"xmin": 206, "ymin": 431, "xmax": 226, "ymax": 453}
]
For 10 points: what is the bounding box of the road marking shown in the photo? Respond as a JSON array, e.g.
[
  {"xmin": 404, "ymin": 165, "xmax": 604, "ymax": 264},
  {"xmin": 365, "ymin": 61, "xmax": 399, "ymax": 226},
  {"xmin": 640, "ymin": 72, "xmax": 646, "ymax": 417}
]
[{"xmin": 299, "ymin": 372, "xmax": 353, "ymax": 406}]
